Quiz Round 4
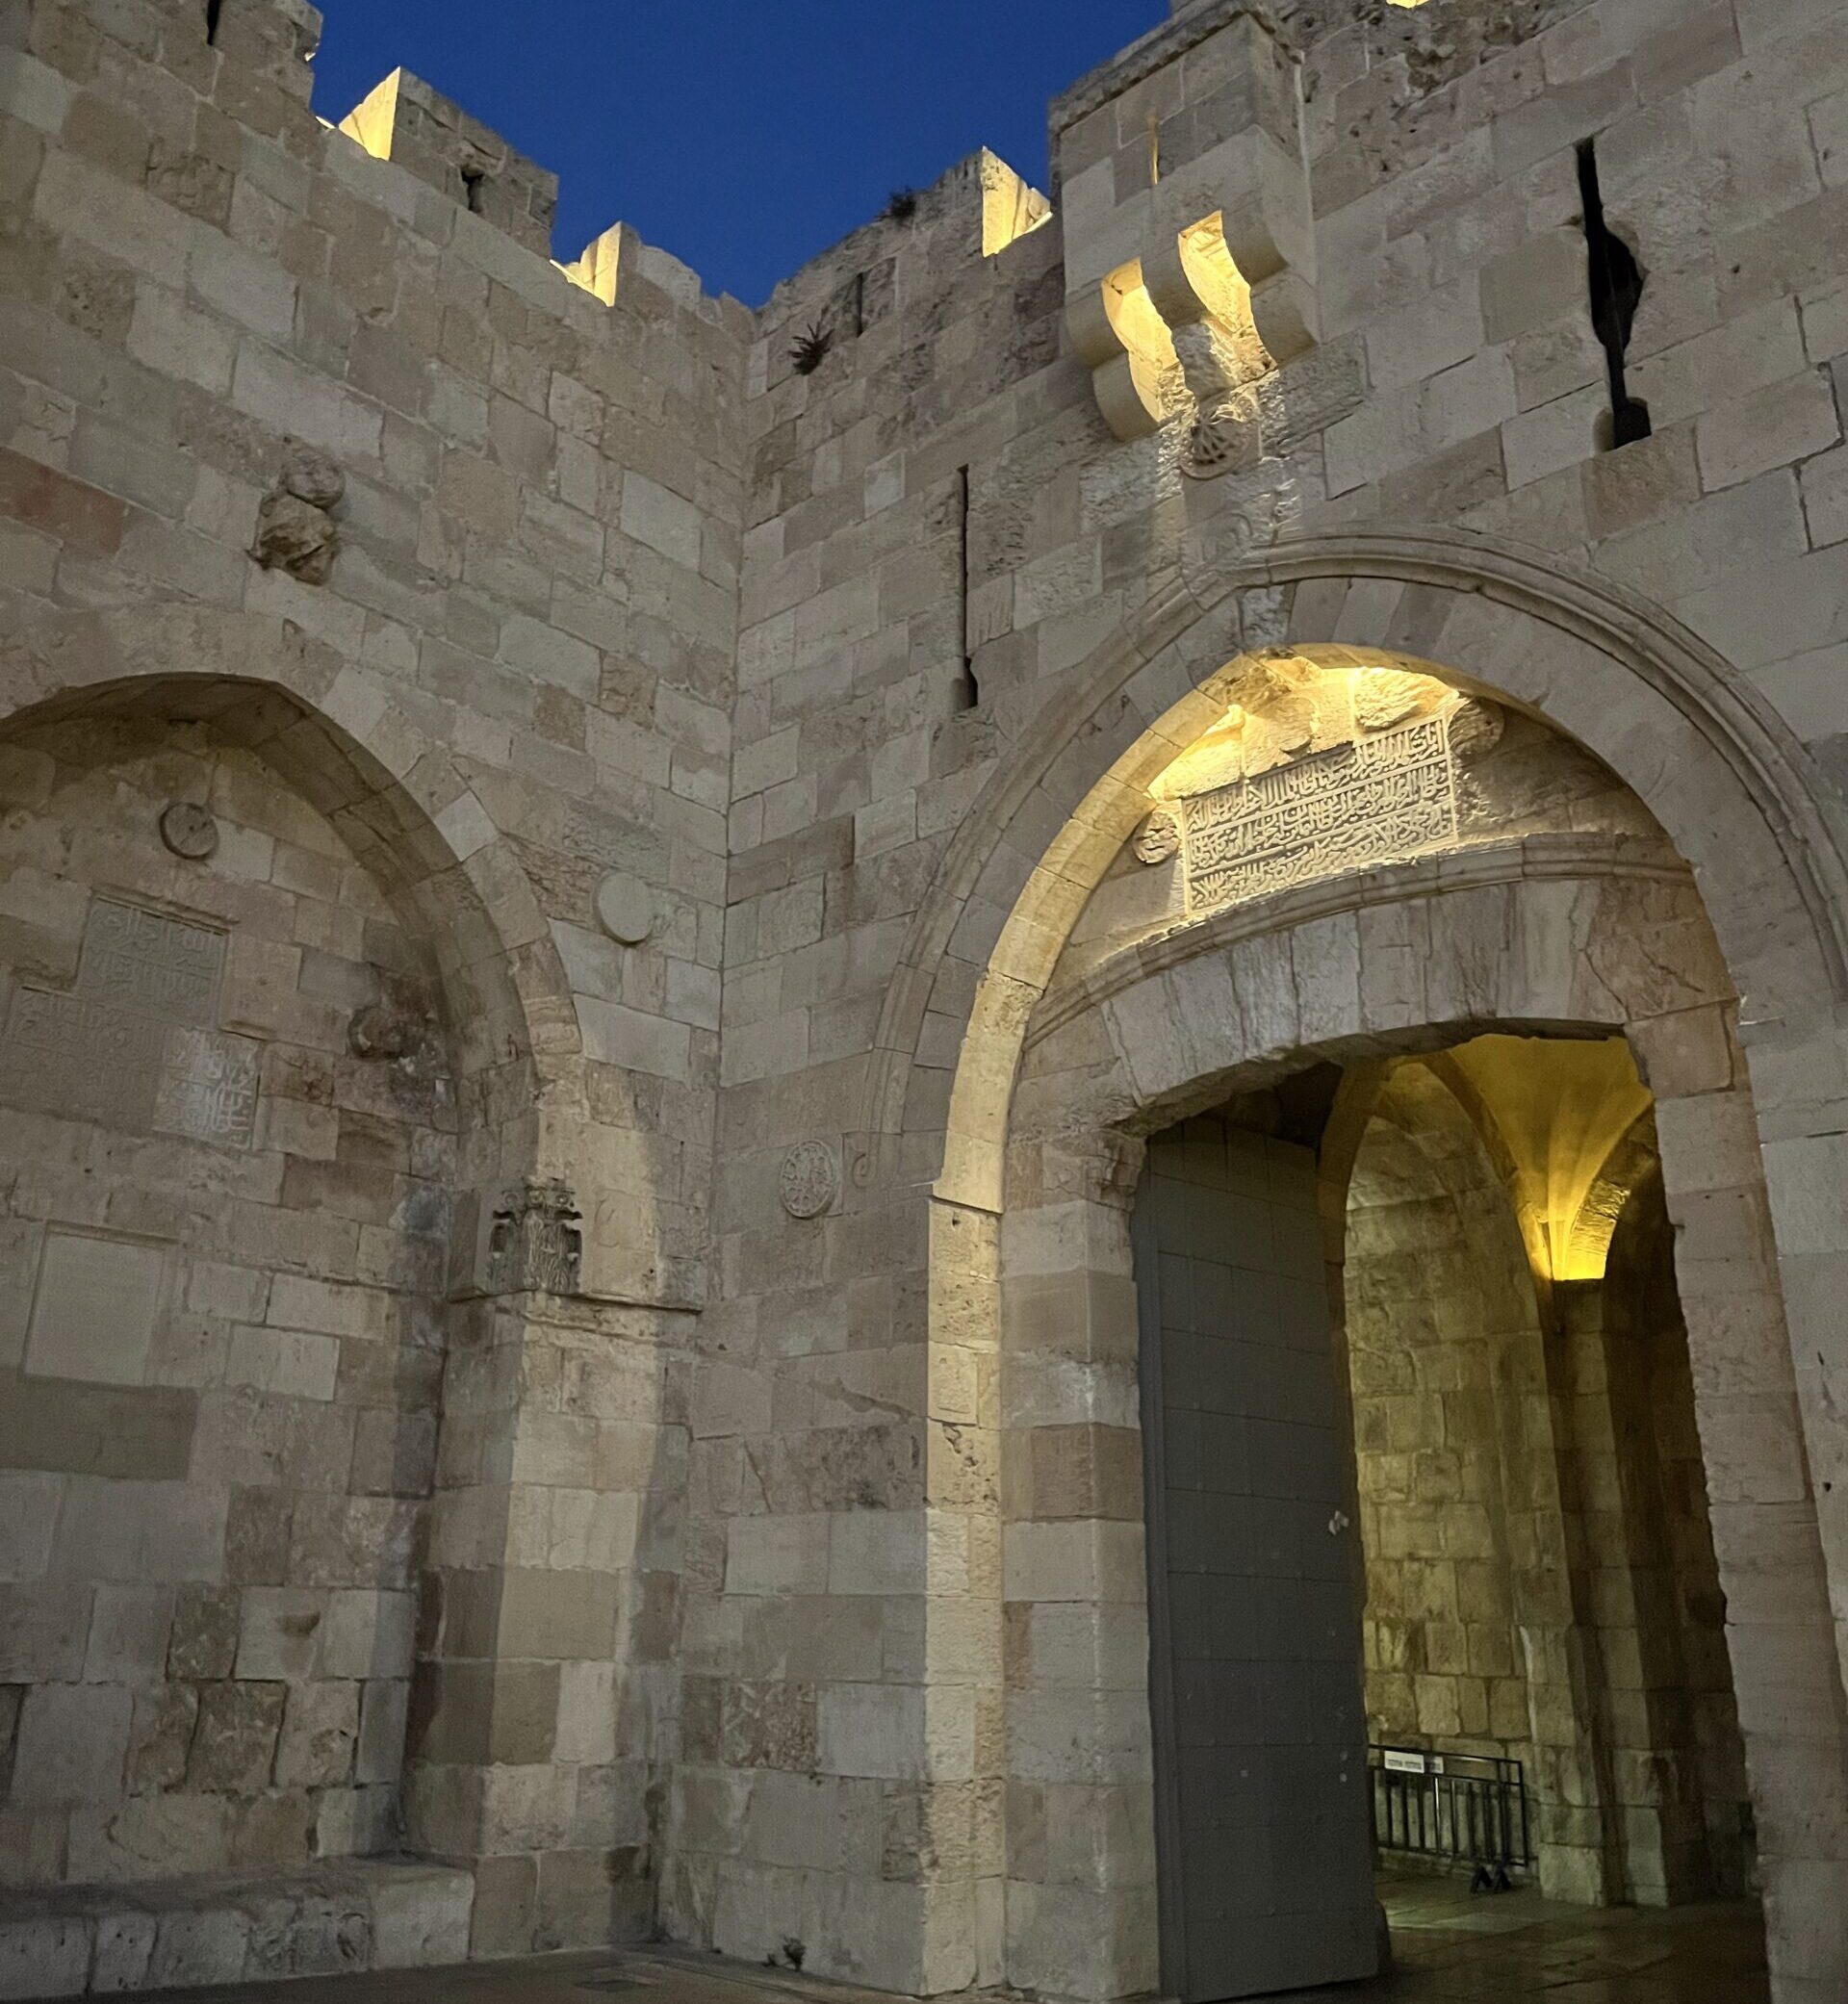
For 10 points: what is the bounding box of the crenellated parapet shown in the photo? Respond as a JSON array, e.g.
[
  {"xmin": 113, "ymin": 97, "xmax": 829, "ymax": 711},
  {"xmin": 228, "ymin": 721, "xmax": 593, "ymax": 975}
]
[{"xmin": 336, "ymin": 67, "xmax": 558, "ymax": 258}]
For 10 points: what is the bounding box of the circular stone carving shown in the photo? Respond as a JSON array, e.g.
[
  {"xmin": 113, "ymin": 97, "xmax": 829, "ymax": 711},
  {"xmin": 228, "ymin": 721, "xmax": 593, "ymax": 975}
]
[
  {"xmin": 1134, "ymin": 810, "xmax": 1181, "ymax": 865},
  {"xmin": 1181, "ymin": 395, "xmax": 1259, "ymax": 481},
  {"xmin": 159, "ymin": 801, "xmax": 218, "ymax": 860},
  {"xmin": 595, "ymin": 871, "xmax": 654, "ymax": 945},
  {"xmin": 780, "ymin": 1141, "xmax": 839, "ymax": 1220}
]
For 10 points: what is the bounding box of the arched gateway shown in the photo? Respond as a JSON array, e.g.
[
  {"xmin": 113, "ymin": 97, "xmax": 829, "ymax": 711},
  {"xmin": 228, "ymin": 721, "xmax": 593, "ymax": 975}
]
[{"xmin": 894, "ymin": 534, "xmax": 1848, "ymax": 2003}]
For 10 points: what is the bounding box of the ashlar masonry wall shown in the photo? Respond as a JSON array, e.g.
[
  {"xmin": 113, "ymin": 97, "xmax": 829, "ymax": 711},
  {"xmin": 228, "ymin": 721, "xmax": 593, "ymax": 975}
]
[
  {"xmin": 4, "ymin": 0, "xmax": 1848, "ymax": 1998},
  {"xmin": 703, "ymin": 0, "xmax": 1848, "ymax": 1996},
  {"xmin": 0, "ymin": 0, "xmax": 749, "ymax": 1964}
]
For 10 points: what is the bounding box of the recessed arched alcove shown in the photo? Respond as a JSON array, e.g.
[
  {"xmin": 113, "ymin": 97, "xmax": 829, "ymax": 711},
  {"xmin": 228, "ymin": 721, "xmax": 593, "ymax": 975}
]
[{"xmin": 0, "ymin": 669, "xmax": 500, "ymax": 1886}]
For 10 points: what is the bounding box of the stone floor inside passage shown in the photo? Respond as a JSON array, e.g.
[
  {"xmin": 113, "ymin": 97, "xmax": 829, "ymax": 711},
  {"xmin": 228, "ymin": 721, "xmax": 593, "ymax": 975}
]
[{"xmin": 108, "ymin": 1872, "xmax": 1769, "ymax": 2004}]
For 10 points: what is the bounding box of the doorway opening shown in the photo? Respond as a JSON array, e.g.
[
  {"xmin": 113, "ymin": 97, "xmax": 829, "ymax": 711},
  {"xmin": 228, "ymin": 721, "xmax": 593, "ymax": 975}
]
[{"xmin": 1133, "ymin": 1034, "xmax": 1762, "ymax": 2001}]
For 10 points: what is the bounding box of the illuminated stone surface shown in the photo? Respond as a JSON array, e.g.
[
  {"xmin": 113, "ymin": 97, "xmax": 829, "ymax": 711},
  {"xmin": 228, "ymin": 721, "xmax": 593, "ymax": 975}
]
[{"xmin": 2, "ymin": 1, "xmax": 1847, "ymax": 1999}]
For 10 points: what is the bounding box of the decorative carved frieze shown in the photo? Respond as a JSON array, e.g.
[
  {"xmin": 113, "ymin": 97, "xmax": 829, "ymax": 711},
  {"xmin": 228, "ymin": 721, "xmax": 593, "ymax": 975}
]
[
  {"xmin": 1179, "ymin": 709, "xmax": 1458, "ymax": 909},
  {"xmin": 1136, "ymin": 663, "xmax": 1506, "ymax": 914}
]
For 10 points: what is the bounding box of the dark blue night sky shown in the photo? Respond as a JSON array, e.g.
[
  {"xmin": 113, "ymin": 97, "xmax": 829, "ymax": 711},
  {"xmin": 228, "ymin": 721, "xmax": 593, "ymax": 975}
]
[{"xmin": 307, "ymin": 0, "xmax": 1160, "ymax": 305}]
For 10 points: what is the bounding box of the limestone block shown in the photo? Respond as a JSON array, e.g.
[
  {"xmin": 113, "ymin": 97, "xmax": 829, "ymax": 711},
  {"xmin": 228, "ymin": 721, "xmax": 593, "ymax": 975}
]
[
  {"xmin": 90, "ymin": 1909, "xmax": 156, "ymax": 1991},
  {"xmin": 0, "ymin": 1917, "xmax": 89, "ymax": 2002},
  {"xmin": 147, "ymin": 1911, "xmax": 250, "ymax": 1991},
  {"xmin": 23, "ymin": 1230, "xmax": 167, "ymax": 1387},
  {"xmin": 190, "ymin": 1681, "xmax": 287, "ymax": 1792},
  {"xmin": 11, "ymin": 1683, "xmax": 133, "ymax": 1809},
  {"xmin": 275, "ymin": 1680, "xmax": 359, "ymax": 1787},
  {"xmin": 725, "ymin": 1514, "xmax": 830, "ymax": 1597},
  {"xmin": 125, "ymin": 1684, "xmax": 198, "ymax": 1796},
  {"xmin": 356, "ymin": 1679, "xmax": 410, "ymax": 1786},
  {"xmin": 0, "ymin": 1474, "xmax": 60, "ymax": 1583},
  {"xmin": 372, "ymin": 1865, "xmax": 475, "ymax": 1969},
  {"xmin": 815, "ymin": 1683, "xmax": 927, "ymax": 1783},
  {"xmin": 1697, "ymin": 368, "xmax": 1841, "ymax": 492},
  {"xmin": 237, "ymin": 1588, "xmax": 325, "ymax": 1681},
  {"xmin": 84, "ymin": 1584, "xmax": 174, "ymax": 1685}
]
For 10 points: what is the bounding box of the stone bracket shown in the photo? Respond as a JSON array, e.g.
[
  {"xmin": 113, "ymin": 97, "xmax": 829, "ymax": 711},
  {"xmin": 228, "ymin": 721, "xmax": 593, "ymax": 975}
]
[{"xmin": 1057, "ymin": 10, "xmax": 1319, "ymax": 445}]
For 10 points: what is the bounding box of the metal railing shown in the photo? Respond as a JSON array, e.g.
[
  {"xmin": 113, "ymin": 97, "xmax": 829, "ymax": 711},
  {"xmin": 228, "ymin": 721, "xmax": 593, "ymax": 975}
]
[{"xmin": 1369, "ymin": 1744, "xmax": 1533, "ymax": 1888}]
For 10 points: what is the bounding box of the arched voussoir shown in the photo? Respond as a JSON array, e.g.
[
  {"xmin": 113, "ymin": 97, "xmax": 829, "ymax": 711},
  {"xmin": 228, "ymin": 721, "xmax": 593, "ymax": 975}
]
[
  {"xmin": 1011, "ymin": 861, "xmax": 1733, "ymax": 1157},
  {"xmin": 880, "ymin": 528, "xmax": 1848, "ymax": 1198}
]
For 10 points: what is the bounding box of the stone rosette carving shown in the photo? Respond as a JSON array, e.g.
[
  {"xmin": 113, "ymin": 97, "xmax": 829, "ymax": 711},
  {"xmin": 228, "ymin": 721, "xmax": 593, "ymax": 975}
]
[
  {"xmin": 1181, "ymin": 395, "xmax": 1261, "ymax": 481},
  {"xmin": 159, "ymin": 801, "xmax": 218, "ymax": 860},
  {"xmin": 486, "ymin": 1178, "xmax": 582, "ymax": 1294},
  {"xmin": 780, "ymin": 1141, "xmax": 839, "ymax": 1220}
]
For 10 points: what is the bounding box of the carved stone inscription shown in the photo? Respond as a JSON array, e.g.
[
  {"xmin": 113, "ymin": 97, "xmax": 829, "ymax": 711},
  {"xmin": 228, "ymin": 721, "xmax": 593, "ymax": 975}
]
[
  {"xmin": 0, "ymin": 989, "xmax": 167, "ymax": 1128},
  {"xmin": 153, "ymin": 1027, "xmax": 262, "ymax": 1148},
  {"xmin": 0, "ymin": 898, "xmax": 258, "ymax": 1147},
  {"xmin": 1182, "ymin": 711, "xmax": 1458, "ymax": 910},
  {"xmin": 78, "ymin": 900, "xmax": 224, "ymax": 1027}
]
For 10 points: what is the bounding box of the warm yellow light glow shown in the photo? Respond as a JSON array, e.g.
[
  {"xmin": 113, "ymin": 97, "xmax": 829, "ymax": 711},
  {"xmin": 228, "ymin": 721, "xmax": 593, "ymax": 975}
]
[
  {"xmin": 1146, "ymin": 656, "xmax": 1457, "ymax": 804},
  {"xmin": 1096, "ymin": 260, "xmax": 1185, "ymax": 428},
  {"xmin": 336, "ymin": 70, "xmax": 400, "ymax": 162},
  {"xmin": 981, "ymin": 151, "xmax": 1052, "ymax": 257},
  {"xmin": 1439, "ymin": 1035, "xmax": 1652, "ymax": 1284}
]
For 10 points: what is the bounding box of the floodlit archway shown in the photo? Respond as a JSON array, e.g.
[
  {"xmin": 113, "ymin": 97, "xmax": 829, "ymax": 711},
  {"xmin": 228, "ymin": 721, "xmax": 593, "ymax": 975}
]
[{"xmin": 901, "ymin": 536, "xmax": 1848, "ymax": 2002}]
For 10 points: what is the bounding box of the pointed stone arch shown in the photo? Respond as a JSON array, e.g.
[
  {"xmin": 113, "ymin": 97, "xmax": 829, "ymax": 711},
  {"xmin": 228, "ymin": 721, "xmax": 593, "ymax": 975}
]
[
  {"xmin": 0, "ymin": 602, "xmax": 578, "ymax": 1080},
  {"xmin": 896, "ymin": 531, "xmax": 1848, "ymax": 2002},
  {"xmin": 863, "ymin": 526, "xmax": 1848, "ymax": 1200}
]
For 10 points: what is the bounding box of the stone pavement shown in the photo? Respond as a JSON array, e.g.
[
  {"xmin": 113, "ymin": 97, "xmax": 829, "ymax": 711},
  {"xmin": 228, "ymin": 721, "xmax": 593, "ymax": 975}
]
[{"xmin": 108, "ymin": 1875, "xmax": 1768, "ymax": 2004}]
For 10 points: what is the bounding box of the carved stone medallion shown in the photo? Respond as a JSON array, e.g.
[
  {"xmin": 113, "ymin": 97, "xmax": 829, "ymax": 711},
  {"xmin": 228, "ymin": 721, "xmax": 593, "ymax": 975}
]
[
  {"xmin": 780, "ymin": 1141, "xmax": 838, "ymax": 1220},
  {"xmin": 596, "ymin": 871, "xmax": 654, "ymax": 946},
  {"xmin": 159, "ymin": 801, "xmax": 219, "ymax": 861},
  {"xmin": 1180, "ymin": 396, "xmax": 1261, "ymax": 480}
]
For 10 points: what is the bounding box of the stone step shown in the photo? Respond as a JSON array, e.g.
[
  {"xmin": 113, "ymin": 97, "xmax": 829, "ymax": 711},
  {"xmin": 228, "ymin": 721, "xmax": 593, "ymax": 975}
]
[{"xmin": 0, "ymin": 1857, "xmax": 474, "ymax": 2000}]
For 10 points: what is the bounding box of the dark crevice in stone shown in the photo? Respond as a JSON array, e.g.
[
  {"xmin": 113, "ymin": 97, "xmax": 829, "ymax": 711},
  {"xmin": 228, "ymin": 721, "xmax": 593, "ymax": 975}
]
[{"xmin": 1577, "ymin": 138, "xmax": 1652, "ymax": 451}]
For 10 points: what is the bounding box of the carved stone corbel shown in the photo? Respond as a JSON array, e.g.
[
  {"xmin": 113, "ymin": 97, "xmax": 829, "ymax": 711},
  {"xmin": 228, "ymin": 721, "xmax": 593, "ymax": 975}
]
[{"xmin": 1058, "ymin": 9, "xmax": 1319, "ymax": 453}]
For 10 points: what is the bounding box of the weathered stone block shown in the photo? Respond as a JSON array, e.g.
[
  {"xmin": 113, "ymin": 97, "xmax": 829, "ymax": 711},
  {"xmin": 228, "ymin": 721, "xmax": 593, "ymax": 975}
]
[{"xmin": 189, "ymin": 1681, "xmax": 286, "ymax": 1793}]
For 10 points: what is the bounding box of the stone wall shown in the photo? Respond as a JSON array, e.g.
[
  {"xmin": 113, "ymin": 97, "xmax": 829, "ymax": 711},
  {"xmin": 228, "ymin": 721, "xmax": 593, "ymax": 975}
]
[
  {"xmin": 1342, "ymin": 1050, "xmax": 1752, "ymax": 1904},
  {"xmin": 0, "ymin": 0, "xmax": 745, "ymax": 1960},
  {"xmin": 0, "ymin": 692, "xmax": 449, "ymax": 1885},
  {"xmin": 1346, "ymin": 1066, "xmax": 1541, "ymax": 1775},
  {"xmin": 4, "ymin": 0, "xmax": 1848, "ymax": 1997}
]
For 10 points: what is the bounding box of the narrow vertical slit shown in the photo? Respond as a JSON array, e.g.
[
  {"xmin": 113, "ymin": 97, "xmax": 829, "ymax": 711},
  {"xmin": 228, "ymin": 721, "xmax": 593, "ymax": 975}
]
[
  {"xmin": 954, "ymin": 465, "xmax": 978, "ymax": 711},
  {"xmin": 1577, "ymin": 138, "xmax": 1651, "ymax": 450},
  {"xmin": 851, "ymin": 270, "xmax": 865, "ymax": 339},
  {"xmin": 205, "ymin": 0, "xmax": 224, "ymax": 44},
  {"xmin": 461, "ymin": 166, "xmax": 486, "ymax": 216}
]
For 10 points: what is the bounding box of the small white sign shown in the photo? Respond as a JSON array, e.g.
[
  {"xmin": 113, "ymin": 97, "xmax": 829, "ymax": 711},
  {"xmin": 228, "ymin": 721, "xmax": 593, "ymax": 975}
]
[{"xmin": 1383, "ymin": 1751, "xmax": 1428, "ymax": 1775}]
